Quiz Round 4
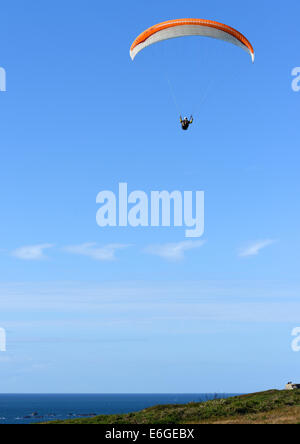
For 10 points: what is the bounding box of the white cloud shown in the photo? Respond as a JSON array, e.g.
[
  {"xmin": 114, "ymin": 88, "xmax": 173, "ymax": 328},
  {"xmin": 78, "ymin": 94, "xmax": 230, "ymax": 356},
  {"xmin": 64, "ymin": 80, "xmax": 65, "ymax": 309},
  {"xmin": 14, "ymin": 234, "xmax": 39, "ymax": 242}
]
[
  {"xmin": 12, "ymin": 244, "xmax": 54, "ymax": 260},
  {"xmin": 145, "ymin": 240, "xmax": 206, "ymax": 261},
  {"xmin": 64, "ymin": 243, "xmax": 131, "ymax": 261},
  {"xmin": 239, "ymin": 240, "xmax": 276, "ymax": 257}
]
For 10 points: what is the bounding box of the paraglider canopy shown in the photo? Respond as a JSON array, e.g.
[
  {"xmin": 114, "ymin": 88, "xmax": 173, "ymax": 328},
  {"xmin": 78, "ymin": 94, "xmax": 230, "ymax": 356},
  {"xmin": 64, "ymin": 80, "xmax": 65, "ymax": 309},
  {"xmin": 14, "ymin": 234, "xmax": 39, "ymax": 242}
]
[{"xmin": 130, "ymin": 18, "xmax": 254, "ymax": 63}]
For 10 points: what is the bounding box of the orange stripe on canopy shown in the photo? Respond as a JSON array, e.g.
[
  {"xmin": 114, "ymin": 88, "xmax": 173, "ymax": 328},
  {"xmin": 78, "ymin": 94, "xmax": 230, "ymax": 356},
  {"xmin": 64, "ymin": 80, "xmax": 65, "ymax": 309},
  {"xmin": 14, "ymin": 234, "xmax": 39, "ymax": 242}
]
[{"xmin": 130, "ymin": 18, "xmax": 254, "ymax": 61}]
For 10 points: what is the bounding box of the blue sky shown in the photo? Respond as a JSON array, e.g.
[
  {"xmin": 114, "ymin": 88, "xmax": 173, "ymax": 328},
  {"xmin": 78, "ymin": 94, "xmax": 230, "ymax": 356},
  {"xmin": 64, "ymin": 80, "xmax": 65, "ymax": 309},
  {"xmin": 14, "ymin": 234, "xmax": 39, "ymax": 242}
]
[{"xmin": 0, "ymin": 0, "xmax": 299, "ymax": 393}]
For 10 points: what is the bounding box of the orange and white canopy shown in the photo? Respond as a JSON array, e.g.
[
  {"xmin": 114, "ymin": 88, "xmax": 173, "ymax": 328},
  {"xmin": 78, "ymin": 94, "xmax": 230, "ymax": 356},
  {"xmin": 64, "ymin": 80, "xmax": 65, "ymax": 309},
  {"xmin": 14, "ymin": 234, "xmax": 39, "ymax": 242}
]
[{"xmin": 130, "ymin": 19, "xmax": 254, "ymax": 63}]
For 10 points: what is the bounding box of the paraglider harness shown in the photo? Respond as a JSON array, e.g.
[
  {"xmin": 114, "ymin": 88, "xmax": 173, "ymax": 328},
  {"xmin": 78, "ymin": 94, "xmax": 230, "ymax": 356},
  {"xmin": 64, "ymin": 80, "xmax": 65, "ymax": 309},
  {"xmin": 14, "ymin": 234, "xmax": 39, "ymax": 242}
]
[{"xmin": 180, "ymin": 116, "xmax": 193, "ymax": 131}]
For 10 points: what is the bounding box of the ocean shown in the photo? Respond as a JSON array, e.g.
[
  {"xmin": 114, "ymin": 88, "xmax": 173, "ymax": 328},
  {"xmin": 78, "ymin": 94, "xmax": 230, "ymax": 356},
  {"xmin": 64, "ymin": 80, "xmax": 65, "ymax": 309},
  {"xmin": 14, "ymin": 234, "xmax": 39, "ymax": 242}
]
[{"xmin": 0, "ymin": 394, "xmax": 236, "ymax": 424}]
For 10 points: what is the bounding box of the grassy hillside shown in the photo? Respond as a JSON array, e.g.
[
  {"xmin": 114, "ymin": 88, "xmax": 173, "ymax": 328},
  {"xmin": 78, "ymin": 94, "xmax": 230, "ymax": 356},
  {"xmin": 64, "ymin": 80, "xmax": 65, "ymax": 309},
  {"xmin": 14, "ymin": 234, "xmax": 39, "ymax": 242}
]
[{"xmin": 43, "ymin": 389, "xmax": 300, "ymax": 424}]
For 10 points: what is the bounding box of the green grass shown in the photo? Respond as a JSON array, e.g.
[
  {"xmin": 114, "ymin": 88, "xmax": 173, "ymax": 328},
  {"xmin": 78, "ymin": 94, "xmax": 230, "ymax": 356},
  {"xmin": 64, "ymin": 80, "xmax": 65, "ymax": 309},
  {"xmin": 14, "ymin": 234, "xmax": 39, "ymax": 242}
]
[{"xmin": 41, "ymin": 390, "xmax": 300, "ymax": 424}]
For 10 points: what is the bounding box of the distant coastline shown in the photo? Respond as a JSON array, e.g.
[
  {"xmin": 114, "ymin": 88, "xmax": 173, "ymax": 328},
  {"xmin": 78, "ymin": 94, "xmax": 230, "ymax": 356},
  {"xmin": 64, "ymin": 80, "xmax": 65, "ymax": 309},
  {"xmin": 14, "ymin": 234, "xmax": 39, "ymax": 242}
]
[
  {"xmin": 42, "ymin": 390, "xmax": 300, "ymax": 425},
  {"xmin": 0, "ymin": 393, "xmax": 235, "ymax": 425}
]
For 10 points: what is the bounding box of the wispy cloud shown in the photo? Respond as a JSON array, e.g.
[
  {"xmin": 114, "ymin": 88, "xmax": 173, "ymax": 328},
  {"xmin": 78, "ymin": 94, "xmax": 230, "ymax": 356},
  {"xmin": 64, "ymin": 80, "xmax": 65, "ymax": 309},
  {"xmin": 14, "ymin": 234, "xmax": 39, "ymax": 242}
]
[
  {"xmin": 64, "ymin": 243, "xmax": 131, "ymax": 261},
  {"xmin": 12, "ymin": 244, "xmax": 54, "ymax": 260},
  {"xmin": 1, "ymin": 281, "xmax": 300, "ymax": 324},
  {"xmin": 145, "ymin": 240, "xmax": 206, "ymax": 261},
  {"xmin": 239, "ymin": 240, "xmax": 277, "ymax": 257}
]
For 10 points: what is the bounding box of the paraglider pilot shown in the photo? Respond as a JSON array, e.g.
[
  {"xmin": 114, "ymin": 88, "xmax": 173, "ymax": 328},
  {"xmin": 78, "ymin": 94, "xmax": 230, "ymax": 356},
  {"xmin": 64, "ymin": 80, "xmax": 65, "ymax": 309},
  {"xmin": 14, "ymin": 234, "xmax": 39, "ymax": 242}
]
[{"xmin": 180, "ymin": 116, "xmax": 193, "ymax": 131}]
